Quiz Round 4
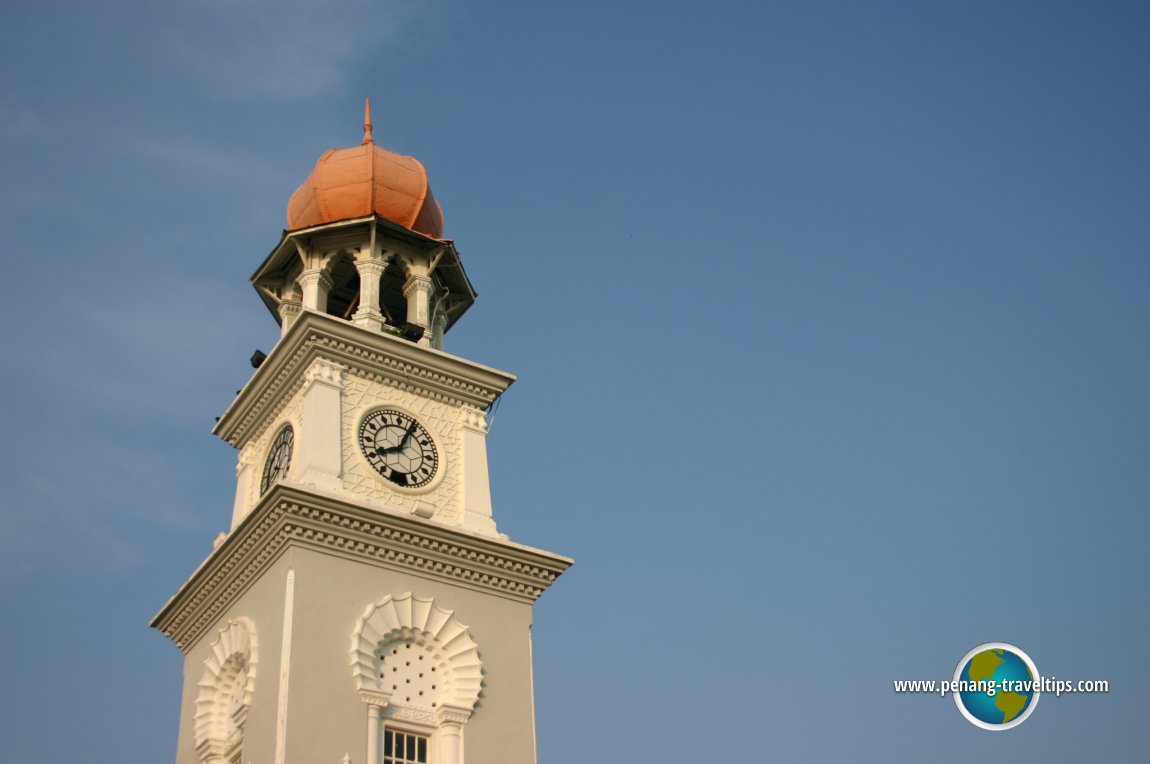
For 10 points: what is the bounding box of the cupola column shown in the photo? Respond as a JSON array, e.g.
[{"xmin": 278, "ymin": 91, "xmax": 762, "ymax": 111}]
[
  {"xmin": 353, "ymin": 251, "xmax": 388, "ymax": 332},
  {"xmin": 402, "ymin": 270, "xmax": 433, "ymax": 347},
  {"xmin": 299, "ymin": 268, "xmax": 333, "ymax": 313},
  {"xmin": 278, "ymin": 298, "xmax": 303, "ymax": 337}
]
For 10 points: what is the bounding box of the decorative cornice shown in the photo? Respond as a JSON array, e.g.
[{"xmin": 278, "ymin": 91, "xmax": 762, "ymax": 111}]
[
  {"xmin": 402, "ymin": 274, "xmax": 432, "ymax": 299},
  {"xmin": 213, "ymin": 311, "xmax": 515, "ymax": 447},
  {"xmin": 151, "ymin": 484, "xmax": 572, "ymax": 653},
  {"xmin": 278, "ymin": 300, "xmax": 302, "ymax": 318},
  {"xmin": 392, "ymin": 707, "xmax": 439, "ymax": 726},
  {"xmin": 436, "ymin": 704, "xmax": 473, "ymax": 726},
  {"xmin": 360, "ymin": 689, "xmax": 392, "ymax": 708},
  {"xmin": 459, "ymin": 406, "xmax": 488, "ymax": 434},
  {"xmin": 299, "ymin": 267, "xmax": 334, "ymax": 291},
  {"xmin": 303, "ymin": 357, "xmax": 346, "ymax": 390},
  {"xmin": 236, "ymin": 442, "xmax": 257, "ymax": 472},
  {"xmin": 354, "ymin": 258, "xmax": 386, "ymax": 277}
]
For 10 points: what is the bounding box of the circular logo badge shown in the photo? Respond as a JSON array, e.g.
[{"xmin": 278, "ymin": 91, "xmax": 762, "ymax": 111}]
[{"xmin": 952, "ymin": 642, "xmax": 1040, "ymax": 730}]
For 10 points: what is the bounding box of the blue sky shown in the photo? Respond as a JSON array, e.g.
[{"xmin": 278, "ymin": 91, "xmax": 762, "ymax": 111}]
[{"xmin": 1, "ymin": 1, "xmax": 1148, "ymax": 760}]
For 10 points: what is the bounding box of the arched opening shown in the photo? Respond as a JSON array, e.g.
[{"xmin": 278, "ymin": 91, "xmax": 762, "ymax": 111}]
[
  {"xmin": 326, "ymin": 253, "xmax": 361, "ymax": 320},
  {"xmin": 195, "ymin": 618, "xmax": 258, "ymax": 764},
  {"xmin": 380, "ymin": 258, "xmax": 410, "ymax": 329},
  {"xmin": 352, "ymin": 593, "xmax": 482, "ymax": 764}
]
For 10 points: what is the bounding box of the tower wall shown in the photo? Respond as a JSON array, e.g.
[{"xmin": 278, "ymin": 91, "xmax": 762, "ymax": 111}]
[
  {"xmin": 157, "ymin": 486, "xmax": 567, "ymax": 764},
  {"xmin": 155, "ymin": 116, "xmax": 570, "ymax": 764}
]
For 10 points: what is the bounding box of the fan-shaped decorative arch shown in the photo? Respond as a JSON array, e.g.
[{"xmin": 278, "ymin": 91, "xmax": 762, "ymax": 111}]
[
  {"xmin": 193, "ymin": 617, "xmax": 258, "ymax": 761},
  {"xmin": 351, "ymin": 592, "xmax": 482, "ymax": 712}
]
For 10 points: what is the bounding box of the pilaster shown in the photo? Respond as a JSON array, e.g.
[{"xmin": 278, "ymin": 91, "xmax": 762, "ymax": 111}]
[
  {"xmin": 436, "ymin": 705, "xmax": 472, "ymax": 764},
  {"xmin": 364, "ymin": 697, "xmax": 387, "ymax": 764},
  {"xmin": 296, "ymin": 358, "xmax": 345, "ymax": 491},
  {"xmin": 458, "ymin": 406, "xmax": 497, "ymax": 536},
  {"xmin": 231, "ymin": 442, "xmax": 258, "ymax": 530}
]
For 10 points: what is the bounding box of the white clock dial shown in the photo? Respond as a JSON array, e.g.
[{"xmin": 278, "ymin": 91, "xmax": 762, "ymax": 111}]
[
  {"xmin": 260, "ymin": 424, "xmax": 294, "ymax": 493},
  {"xmin": 359, "ymin": 409, "xmax": 439, "ymax": 488}
]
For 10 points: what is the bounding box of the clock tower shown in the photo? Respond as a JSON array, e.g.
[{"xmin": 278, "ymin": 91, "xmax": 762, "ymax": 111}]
[{"xmin": 152, "ymin": 101, "xmax": 572, "ymax": 764}]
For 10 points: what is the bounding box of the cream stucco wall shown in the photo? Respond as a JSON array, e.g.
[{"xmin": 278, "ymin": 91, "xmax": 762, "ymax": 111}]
[
  {"xmin": 163, "ymin": 311, "xmax": 566, "ymax": 764},
  {"xmin": 173, "ymin": 544, "xmax": 538, "ymax": 764},
  {"xmin": 227, "ymin": 315, "xmax": 505, "ymax": 538},
  {"xmin": 175, "ymin": 553, "xmax": 292, "ymax": 764},
  {"xmin": 338, "ymin": 372, "xmax": 465, "ymax": 523}
]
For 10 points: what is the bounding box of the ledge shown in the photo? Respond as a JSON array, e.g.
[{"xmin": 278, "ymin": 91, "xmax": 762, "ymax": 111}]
[
  {"xmin": 213, "ymin": 311, "xmax": 516, "ymax": 447},
  {"xmin": 150, "ymin": 483, "xmax": 573, "ymax": 652}
]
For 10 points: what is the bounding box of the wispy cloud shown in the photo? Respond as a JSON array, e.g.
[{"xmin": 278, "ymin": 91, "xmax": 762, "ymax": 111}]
[
  {"xmin": 0, "ymin": 429, "xmax": 206, "ymax": 577},
  {"xmin": 168, "ymin": 0, "xmax": 428, "ymax": 99},
  {"xmin": 137, "ymin": 138, "xmax": 288, "ymax": 184},
  {"xmin": 19, "ymin": 271, "xmax": 259, "ymax": 426},
  {"xmin": 0, "ymin": 267, "xmax": 257, "ymax": 577}
]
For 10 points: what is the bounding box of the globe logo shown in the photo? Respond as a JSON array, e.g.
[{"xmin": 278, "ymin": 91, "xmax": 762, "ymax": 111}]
[{"xmin": 953, "ymin": 642, "xmax": 1041, "ymax": 730}]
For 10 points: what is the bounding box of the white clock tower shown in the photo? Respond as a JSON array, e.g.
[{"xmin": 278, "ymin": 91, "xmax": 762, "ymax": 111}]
[{"xmin": 152, "ymin": 102, "xmax": 572, "ymax": 764}]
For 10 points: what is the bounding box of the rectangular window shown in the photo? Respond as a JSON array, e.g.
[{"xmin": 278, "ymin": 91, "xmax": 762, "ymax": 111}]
[{"xmin": 384, "ymin": 729, "xmax": 428, "ymax": 764}]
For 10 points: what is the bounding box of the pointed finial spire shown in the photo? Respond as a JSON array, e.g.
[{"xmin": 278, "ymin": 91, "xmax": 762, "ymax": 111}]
[{"xmin": 362, "ymin": 97, "xmax": 374, "ymax": 145}]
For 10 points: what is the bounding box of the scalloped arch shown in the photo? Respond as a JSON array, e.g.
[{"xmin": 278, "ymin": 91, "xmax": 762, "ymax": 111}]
[
  {"xmin": 351, "ymin": 592, "xmax": 482, "ymax": 711},
  {"xmin": 193, "ymin": 617, "xmax": 258, "ymax": 756}
]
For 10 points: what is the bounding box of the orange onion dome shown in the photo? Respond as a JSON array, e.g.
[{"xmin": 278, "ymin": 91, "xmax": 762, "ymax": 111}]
[{"xmin": 286, "ymin": 99, "xmax": 444, "ymax": 238}]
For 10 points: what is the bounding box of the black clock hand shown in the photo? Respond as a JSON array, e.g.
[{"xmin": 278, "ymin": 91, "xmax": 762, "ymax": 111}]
[
  {"xmin": 399, "ymin": 420, "xmax": 418, "ymax": 451},
  {"xmin": 376, "ymin": 434, "xmax": 405, "ymax": 456}
]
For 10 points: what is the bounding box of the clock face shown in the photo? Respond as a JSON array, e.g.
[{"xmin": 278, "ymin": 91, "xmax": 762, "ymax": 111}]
[
  {"xmin": 359, "ymin": 409, "xmax": 439, "ymax": 488},
  {"xmin": 260, "ymin": 424, "xmax": 294, "ymax": 494}
]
